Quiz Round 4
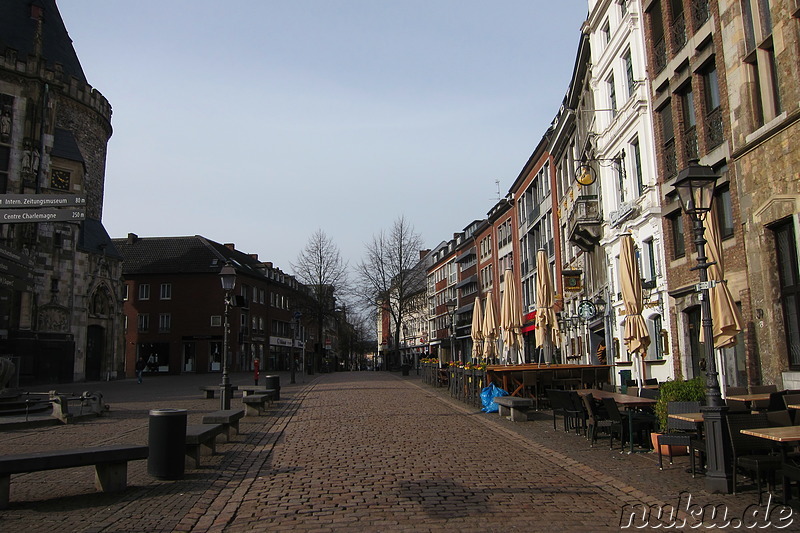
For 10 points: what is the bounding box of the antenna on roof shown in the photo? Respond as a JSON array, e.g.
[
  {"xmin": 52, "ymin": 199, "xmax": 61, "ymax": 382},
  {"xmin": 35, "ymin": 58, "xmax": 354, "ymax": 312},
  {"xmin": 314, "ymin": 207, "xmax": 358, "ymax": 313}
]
[{"xmin": 495, "ymin": 179, "xmax": 501, "ymax": 202}]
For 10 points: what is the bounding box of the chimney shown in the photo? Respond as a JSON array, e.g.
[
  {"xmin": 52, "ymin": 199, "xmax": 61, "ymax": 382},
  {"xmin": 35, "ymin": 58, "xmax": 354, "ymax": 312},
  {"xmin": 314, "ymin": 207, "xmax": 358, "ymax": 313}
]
[
  {"xmin": 250, "ymin": 254, "xmax": 259, "ymax": 260},
  {"xmin": 127, "ymin": 233, "xmax": 138, "ymax": 244},
  {"xmin": 264, "ymin": 262, "xmax": 273, "ymax": 268},
  {"xmin": 419, "ymin": 249, "xmax": 430, "ymax": 260},
  {"xmin": 225, "ymin": 243, "xmax": 235, "ymax": 251}
]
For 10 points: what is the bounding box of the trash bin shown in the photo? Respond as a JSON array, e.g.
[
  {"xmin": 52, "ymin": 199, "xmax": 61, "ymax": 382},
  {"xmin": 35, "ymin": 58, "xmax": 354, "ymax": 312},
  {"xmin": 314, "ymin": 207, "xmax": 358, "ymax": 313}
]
[
  {"xmin": 619, "ymin": 370, "xmax": 632, "ymax": 394},
  {"xmin": 148, "ymin": 408, "xmax": 187, "ymax": 480},
  {"xmin": 264, "ymin": 374, "xmax": 280, "ymax": 401}
]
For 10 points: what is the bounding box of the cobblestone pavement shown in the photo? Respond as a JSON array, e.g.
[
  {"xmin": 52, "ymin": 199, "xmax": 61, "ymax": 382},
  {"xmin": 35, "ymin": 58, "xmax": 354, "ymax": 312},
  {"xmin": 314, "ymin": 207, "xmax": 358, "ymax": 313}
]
[{"xmin": 0, "ymin": 371, "xmax": 795, "ymax": 532}]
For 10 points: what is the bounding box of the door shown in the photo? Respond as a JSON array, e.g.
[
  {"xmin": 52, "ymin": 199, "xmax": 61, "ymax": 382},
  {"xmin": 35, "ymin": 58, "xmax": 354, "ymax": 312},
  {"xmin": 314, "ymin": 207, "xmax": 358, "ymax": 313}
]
[
  {"xmin": 85, "ymin": 325, "xmax": 104, "ymax": 381},
  {"xmin": 774, "ymin": 220, "xmax": 800, "ymax": 368}
]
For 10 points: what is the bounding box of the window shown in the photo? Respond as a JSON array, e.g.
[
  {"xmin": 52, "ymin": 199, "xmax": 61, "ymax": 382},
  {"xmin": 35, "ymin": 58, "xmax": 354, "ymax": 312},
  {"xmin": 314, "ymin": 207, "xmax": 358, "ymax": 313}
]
[
  {"xmin": 160, "ymin": 283, "xmax": 172, "ymax": 300},
  {"xmin": 682, "ymin": 88, "xmax": 698, "ymax": 159},
  {"xmin": 669, "ymin": 212, "xmax": 686, "ymax": 258},
  {"xmin": 619, "ymin": 0, "xmax": 628, "ymax": 18},
  {"xmin": 623, "ymin": 49, "xmax": 635, "ymax": 97},
  {"xmin": 643, "ymin": 238, "xmax": 657, "ymax": 282},
  {"xmin": 210, "ymin": 315, "xmax": 222, "ymax": 327},
  {"xmin": 122, "ymin": 284, "xmax": 129, "ymax": 301},
  {"xmin": 601, "ymin": 20, "xmax": 611, "ymax": 45},
  {"xmin": 631, "ymin": 137, "xmax": 644, "ymax": 196},
  {"xmin": 670, "ymin": 0, "xmax": 686, "ymax": 50},
  {"xmin": 660, "ymin": 103, "xmax": 676, "ymax": 177},
  {"xmin": 158, "ymin": 313, "xmax": 171, "ymax": 332},
  {"xmin": 138, "ymin": 314, "xmax": 150, "ymax": 332},
  {"xmin": 703, "ymin": 66, "xmax": 724, "ymax": 148},
  {"xmin": 715, "ymin": 185, "xmax": 735, "ymax": 240},
  {"xmin": 138, "ymin": 284, "xmax": 150, "ymax": 300},
  {"xmin": 608, "ymin": 74, "xmax": 617, "ymax": 117},
  {"xmin": 773, "ymin": 219, "xmax": 800, "ymax": 369},
  {"xmin": 741, "ymin": 0, "xmax": 781, "ymax": 128},
  {"xmin": 650, "ymin": 2, "xmax": 667, "ymax": 72}
]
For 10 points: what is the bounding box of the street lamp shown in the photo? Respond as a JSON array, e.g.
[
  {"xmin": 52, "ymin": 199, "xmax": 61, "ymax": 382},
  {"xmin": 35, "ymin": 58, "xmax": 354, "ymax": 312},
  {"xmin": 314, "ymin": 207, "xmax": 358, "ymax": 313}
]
[
  {"xmin": 290, "ymin": 311, "xmax": 301, "ymax": 385},
  {"xmin": 219, "ymin": 261, "xmax": 237, "ymax": 410},
  {"xmin": 446, "ymin": 299, "xmax": 458, "ymax": 363},
  {"xmin": 673, "ymin": 160, "xmax": 730, "ymax": 493}
]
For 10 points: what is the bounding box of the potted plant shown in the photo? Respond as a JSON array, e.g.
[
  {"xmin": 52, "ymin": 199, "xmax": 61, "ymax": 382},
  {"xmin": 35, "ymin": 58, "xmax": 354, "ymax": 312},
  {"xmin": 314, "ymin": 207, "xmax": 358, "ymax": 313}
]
[{"xmin": 651, "ymin": 376, "xmax": 706, "ymax": 455}]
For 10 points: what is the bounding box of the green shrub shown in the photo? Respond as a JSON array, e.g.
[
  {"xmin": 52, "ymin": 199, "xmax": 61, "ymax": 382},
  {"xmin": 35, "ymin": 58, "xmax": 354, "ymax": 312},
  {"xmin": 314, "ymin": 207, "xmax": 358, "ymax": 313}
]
[{"xmin": 654, "ymin": 376, "xmax": 706, "ymax": 433}]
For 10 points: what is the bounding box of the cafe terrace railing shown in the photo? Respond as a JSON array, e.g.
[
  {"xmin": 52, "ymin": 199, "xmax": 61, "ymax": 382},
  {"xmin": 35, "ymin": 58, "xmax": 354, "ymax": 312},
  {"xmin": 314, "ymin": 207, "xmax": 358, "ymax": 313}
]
[{"xmin": 420, "ymin": 360, "xmax": 486, "ymax": 407}]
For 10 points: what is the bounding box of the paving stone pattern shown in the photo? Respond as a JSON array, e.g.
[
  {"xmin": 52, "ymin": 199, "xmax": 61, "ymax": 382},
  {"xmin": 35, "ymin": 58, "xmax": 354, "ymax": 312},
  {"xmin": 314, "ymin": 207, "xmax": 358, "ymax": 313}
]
[{"xmin": 0, "ymin": 371, "xmax": 789, "ymax": 532}]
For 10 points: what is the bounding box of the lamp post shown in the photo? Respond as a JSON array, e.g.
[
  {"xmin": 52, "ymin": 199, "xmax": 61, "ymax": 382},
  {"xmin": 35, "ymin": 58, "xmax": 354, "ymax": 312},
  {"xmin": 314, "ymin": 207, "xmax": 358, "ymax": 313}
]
[
  {"xmin": 446, "ymin": 299, "xmax": 458, "ymax": 364},
  {"xmin": 218, "ymin": 261, "xmax": 237, "ymax": 410},
  {"xmin": 674, "ymin": 160, "xmax": 731, "ymax": 493}
]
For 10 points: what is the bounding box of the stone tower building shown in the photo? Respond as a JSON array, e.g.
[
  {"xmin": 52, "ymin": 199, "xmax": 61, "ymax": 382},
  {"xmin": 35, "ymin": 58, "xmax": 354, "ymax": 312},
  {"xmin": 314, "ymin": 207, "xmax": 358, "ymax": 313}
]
[{"xmin": 0, "ymin": 0, "xmax": 123, "ymax": 384}]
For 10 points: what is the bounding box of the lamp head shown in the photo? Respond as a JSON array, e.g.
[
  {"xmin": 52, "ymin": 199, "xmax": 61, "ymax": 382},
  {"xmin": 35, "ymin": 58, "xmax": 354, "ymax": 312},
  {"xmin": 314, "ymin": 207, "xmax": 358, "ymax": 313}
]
[
  {"xmin": 674, "ymin": 160, "xmax": 718, "ymax": 216},
  {"xmin": 219, "ymin": 261, "xmax": 237, "ymax": 291}
]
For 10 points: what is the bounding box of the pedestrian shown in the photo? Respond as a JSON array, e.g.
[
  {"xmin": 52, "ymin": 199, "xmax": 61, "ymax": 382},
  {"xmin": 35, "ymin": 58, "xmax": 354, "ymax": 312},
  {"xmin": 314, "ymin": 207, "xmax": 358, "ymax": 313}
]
[{"xmin": 135, "ymin": 356, "xmax": 146, "ymax": 384}]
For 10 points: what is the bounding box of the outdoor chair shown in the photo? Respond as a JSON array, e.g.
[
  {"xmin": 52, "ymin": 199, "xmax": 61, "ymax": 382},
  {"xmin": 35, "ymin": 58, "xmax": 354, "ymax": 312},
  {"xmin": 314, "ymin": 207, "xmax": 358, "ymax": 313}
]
[
  {"xmin": 602, "ymin": 397, "xmax": 653, "ymax": 451},
  {"xmin": 565, "ymin": 391, "xmax": 587, "ymax": 435},
  {"xmin": 767, "ymin": 410, "xmax": 793, "ymax": 427},
  {"xmin": 638, "ymin": 388, "xmax": 660, "ymax": 400},
  {"xmin": 783, "ymin": 394, "xmax": 800, "ymax": 424},
  {"xmin": 601, "ymin": 383, "xmax": 616, "ymax": 392},
  {"xmin": 725, "ymin": 412, "xmax": 782, "ymax": 504},
  {"xmin": 553, "ymin": 368, "xmax": 581, "ymax": 390},
  {"xmin": 546, "ymin": 389, "xmax": 568, "ymax": 431},
  {"xmin": 582, "ymin": 393, "xmax": 617, "ymax": 448},
  {"xmin": 751, "ymin": 384, "xmax": 778, "ymax": 411},
  {"xmin": 580, "ymin": 368, "xmax": 595, "ymax": 389},
  {"xmin": 524, "ymin": 370, "xmax": 553, "ymax": 409},
  {"xmin": 725, "ymin": 386, "xmax": 749, "ymax": 413},
  {"xmin": 656, "ymin": 401, "xmax": 705, "ymax": 477},
  {"xmin": 595, "ymin": 367, "xmax": 611, "ymax": 389}
]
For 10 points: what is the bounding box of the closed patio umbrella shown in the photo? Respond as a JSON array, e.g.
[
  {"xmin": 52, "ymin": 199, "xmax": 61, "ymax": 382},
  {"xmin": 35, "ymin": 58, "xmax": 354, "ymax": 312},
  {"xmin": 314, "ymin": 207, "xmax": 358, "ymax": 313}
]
[
  {"xmin": 535, "ymin": 249, "xmax": 560, "ymax": 364},
  {"xmin": 619, "ymin": 234, "xmax": 650, "ymax": 391},
  {"xmin": 701, "ymin": 208, "xmax": 745, "ymax": 396},
  {"xmin": 482, "ymin": 291, "xmax": 498, "ymax": 364},
  {"xmin": 471, "ymin": 296, "xmax": 484, "ymax": 362},
  {"xmin": 500, "ymin": 269, "xmax": 525, "ymax": 364}
]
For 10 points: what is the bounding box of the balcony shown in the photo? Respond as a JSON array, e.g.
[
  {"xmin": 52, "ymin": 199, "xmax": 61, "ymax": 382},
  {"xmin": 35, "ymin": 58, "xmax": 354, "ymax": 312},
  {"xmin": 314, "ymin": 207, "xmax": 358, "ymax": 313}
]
[
  {"xmin": 567, "ymin": 196, "xmax": 601, "ymax": 251},
  {"xmin": 692, "ymin": 0, "xmax": 710, "ymax": 30},
  {"xmin": 684, "ymin": 126, "xmax": 698, "ymax": 160},
  {"xmin": 671, "ymin": 15, "xmax": 687, "ymax": 52},
  {"xmin": 706, "ymin": 107, "xmax": 724, "ymax": 149},
  {"xmin": 654, "ymin": 38, "xmax": 667, "ymax": 74}
]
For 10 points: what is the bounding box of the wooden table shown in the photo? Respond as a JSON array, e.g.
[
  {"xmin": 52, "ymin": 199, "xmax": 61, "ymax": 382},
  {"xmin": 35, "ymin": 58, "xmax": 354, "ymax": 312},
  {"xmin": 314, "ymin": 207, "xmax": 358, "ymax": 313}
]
[
  {"xmin": 577, "ymin": 389, "xmax": 656, "ymax": 453},
  {"xmin": 487, "ymin": 364, "xmax": 610, "ymax": 397},
  {"xmin": 668, "ymin": 412, "xmax": 704, "ymax": 423},
  {"xmin": 787, "ymin": 404, "xmax": 800, "ymax": 410},
  {"xmin": 740, "ymin": 426, "xmax": 800, "ymax": 502},
  {"xmin": 726, "ymin": 393, "xmax": 771, "ymax": 409}
]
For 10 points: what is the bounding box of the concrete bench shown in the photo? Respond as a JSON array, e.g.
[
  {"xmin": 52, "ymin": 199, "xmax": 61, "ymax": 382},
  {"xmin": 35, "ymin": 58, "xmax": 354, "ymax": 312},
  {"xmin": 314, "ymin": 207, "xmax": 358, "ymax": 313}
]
[
  {"xmin": 201, "ymin": 409, "xmax": 245, "ymax": 442},
  {"xmin": 238, "ymin": 386, "xmax": 277, "ymax": 397},
  {"xmin": 185, "ymin": 423, "xmax": 225, "ymax": 468},
  {"xmin": 0, "ymin": 444, "xmax": 148, "ymax": 509},
  {"xmin": 241, "ymin": 393, "xmax": 272, "ymax": 417},
  {"xmin": 494, "ymin": 396, "xmax": 534, "ymax": 422},
  {"xmin": 199, "ymin": 385, "xmax": 239, "ymax": 399}
]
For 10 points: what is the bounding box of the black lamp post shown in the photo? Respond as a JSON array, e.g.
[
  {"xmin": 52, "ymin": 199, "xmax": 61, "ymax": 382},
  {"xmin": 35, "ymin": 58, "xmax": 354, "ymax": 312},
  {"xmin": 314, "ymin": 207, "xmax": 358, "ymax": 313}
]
[
  {"xmin": 219, "ymin": 261, "xmax": 237, "ymax": 410},
  {"xmin": 446, "ymin": 299, "xmax": 458, "ymax": 363},
  {"xmin": 673, "ymin": 160, "xmax": 731, "ymax": 493}
]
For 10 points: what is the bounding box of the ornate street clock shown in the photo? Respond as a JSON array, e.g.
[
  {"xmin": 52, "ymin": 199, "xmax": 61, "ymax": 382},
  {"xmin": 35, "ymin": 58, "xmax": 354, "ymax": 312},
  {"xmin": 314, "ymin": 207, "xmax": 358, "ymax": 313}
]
[{"xmin": 50, "ymin": 169, "xmax": 71, "ymax": 191}]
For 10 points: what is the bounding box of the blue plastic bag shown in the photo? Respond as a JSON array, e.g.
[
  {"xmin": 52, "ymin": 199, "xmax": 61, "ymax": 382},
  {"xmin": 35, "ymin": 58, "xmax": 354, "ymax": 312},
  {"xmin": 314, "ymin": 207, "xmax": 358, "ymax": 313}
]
[{"xmin": 480, "ymin": 383, "xmax": 509, "ymax": 413}]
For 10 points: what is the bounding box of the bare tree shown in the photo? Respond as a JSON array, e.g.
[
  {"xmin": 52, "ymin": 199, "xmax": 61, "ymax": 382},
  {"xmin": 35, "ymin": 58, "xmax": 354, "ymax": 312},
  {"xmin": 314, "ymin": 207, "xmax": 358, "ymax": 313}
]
[
  {"xmin": 291, "ymin": 229, "xmax": 349, "ymax": 374},
  {"xmin": 356, "ymin": 216, "xmax": 425, "ymax": 371}
]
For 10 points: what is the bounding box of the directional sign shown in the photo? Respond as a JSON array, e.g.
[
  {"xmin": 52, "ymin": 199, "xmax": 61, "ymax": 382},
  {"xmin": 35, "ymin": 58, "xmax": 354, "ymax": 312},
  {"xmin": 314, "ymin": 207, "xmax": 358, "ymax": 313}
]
[
  {"xmin": 0, "ymin": 194, "xmax": 86, "ymax": 208},
  {"xmin": 0, "ymin": 244, "xmax": 34, "ymax": 269},
  {"xmin": 0, "ymin": 207, "xmax": 85, "ymax": 223}
]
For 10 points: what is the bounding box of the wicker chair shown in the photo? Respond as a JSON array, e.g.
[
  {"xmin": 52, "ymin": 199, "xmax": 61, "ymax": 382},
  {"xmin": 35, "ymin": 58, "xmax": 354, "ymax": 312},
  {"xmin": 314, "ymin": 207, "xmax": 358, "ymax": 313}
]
[
  {"xmin": 725, "ymin": 412, "xmax": 782, "ymax": 504},
  {"xmin": 582, "ymin": 393, "xmax": 617, "ymax": 448},
  {"xmin": 602, "ymin": 397, "xmax": 653, "ymax": 451},
  {"xmin": 725, "ymin": 386, "xmax": 749, "ymax": 413},
  {"xmin": 656, "ymin": 401, "xmax": 704, "ymax": 477}
]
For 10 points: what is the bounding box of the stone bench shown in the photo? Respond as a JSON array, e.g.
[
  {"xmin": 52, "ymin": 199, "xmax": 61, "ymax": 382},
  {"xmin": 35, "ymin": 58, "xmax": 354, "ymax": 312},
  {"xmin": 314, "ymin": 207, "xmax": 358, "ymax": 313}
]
[
  {"xmin": 238, "ymin": 386, "xmax": 277, "ymax": 397},
  {"xmin": 494, "ymin": 396, "xmax": 534, "ymax": 422},
  {"xmin": 185, "ymin": 423, "xmax": 225, "ymax": 468},
  {"xmin": 242, "ymin": 393, "xmax": 272, "ymax": 417},
  {"xmin": 201, "ymin": 409, "xmax": 245, "ymax": 442},
  {"xmin": 0, "ymin": 444, "xmax": 149, "ymax": 509},
  {"xmin": 199, "ymin": 385, "xmax": 239, "ymax": 399}
]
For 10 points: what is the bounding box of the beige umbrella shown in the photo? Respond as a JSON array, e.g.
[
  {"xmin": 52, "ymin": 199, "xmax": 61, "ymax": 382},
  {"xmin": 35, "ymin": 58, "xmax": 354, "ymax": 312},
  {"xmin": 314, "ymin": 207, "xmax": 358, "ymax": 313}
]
[
  {"xmin": 535, "ymin": 249, "xmax": 560, "ymax": 364},
  {"xmin": 482, "ymin": 292, "xmax": 498, "ymax": 363},
  {"xmin": 700, "ymin": 208, "xmax": 745, "ymax": 349},
  {"xmin": 500, "ymin": 269, "xmax": 525, "ymax": 364},
  {"xmin": 470, "ymin": 296, "xmax": 484, "ymax": 362},
  {"xmin": 619, "ymin": 234, "xmax": 650, "ymax": 389}
]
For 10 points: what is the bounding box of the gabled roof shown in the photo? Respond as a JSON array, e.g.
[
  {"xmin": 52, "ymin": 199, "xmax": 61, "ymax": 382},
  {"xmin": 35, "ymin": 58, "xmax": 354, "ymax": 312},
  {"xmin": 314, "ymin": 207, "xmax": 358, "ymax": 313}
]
[
  {"xmin": 0, "ymin": 0, "xmax": 87, "ymax": 84},
  {"xmin": 111, "ymin": 235, "xmax": 267, "ymax": 279}
]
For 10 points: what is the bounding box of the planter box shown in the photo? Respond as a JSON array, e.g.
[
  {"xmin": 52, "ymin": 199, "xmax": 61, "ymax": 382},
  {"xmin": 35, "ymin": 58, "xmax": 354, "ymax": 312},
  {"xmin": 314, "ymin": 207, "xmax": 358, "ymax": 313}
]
[{"xmin": 650, "ymin": 432, "xmax": 688, "ymax": 456}]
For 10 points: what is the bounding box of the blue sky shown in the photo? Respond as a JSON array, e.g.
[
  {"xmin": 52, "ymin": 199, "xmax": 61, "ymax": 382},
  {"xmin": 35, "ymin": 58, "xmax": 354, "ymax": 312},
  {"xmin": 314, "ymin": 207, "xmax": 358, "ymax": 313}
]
[{"xmin": 58, "ymin": 1, "xmax": 588, "ymax": 271}]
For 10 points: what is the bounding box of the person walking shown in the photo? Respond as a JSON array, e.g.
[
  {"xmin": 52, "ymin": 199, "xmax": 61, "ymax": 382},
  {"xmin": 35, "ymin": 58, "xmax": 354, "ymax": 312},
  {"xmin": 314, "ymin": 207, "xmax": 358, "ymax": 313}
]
[{"xmin": 135, "ymin": 356, "xmax": 146, "ymax": 384}]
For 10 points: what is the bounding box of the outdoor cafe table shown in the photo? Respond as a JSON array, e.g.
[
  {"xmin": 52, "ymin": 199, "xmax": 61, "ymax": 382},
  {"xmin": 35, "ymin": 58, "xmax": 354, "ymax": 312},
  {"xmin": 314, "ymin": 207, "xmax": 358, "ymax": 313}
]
[
  {"xmin": 577, "ymin": 389, "xmax": 656, "ymax": 454},
  {"xmin": 486, "ymin": 364, "xmax": 610, "ymax": 397},
  {"xmin": 668, "ymin": 412, "xmax": 704, "ymax": 424},
  {"xmin": 725, "ymin": 393, "xmax": 771, "ymax": 410},
  {"xmin": 739, "ymin": 426, "xmax": 800, "ymax": 503}
]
